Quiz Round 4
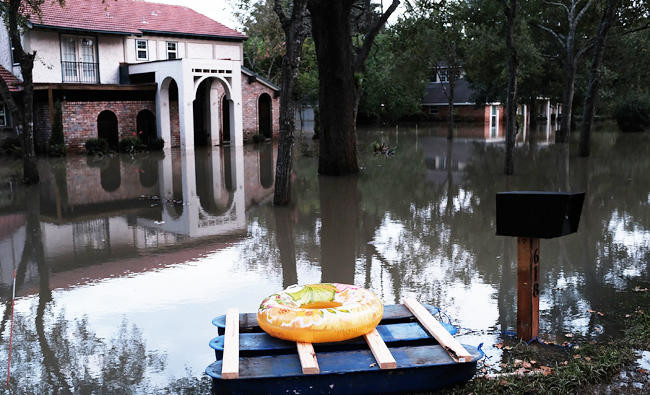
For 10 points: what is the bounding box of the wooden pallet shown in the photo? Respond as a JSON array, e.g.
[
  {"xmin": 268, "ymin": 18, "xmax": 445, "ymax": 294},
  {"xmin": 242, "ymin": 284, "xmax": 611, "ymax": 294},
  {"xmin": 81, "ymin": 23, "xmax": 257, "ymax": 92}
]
[{"xmin": 218, "ymin": 299, "xmax": 472, "ymax": 379}]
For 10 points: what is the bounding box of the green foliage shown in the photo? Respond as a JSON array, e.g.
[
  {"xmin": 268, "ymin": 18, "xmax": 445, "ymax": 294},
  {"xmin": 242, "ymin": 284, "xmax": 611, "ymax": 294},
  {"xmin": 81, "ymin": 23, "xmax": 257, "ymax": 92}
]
[
  {"xmin": 146, "ymin": 137, "xmax": 165, "ymax": 151},
  {"xmin": 84, "ymin": 138, "xmax": 109, "ymax": 155},
  {"xmin": 615, "ymin": 94, "xmax": 650, "ymax": 132},
  {"xmin": 48, "ymin": 99, "xmax": 65, "ymax": 156},
  {"xmin": 252, "ymin": 133, "xmax": 266, "ymax": 143},
  {"xmin": 119, "ymin": 137, "xmax": 146, "ymax": 153},
  {"xmin": 0, "ymin": 136, "xmax": 22, "ymax": 157}
]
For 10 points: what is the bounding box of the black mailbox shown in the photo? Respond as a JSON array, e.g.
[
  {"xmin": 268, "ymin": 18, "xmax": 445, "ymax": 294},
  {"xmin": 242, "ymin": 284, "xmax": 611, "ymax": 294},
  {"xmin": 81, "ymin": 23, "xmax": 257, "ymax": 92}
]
[{"xmin": 496, "ymin": 191, "xmax": 585, "ymax": 239}]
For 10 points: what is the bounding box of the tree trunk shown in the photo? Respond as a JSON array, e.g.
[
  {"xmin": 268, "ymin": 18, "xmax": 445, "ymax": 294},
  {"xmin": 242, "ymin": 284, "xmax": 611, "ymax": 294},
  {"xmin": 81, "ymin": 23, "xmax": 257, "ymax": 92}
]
[
  {"xmin": 274, "ymin": 206, "xmax": 298, "ymax": 288},
  {"xmin": 447, "ymin": 76, "xmax": 455, "ymax": 139},
  {"xmin": 529, "ymin": 95, "xmax": 537, "ymax": 130},
  {"xmin": 579, "ymin": 0, "xmax": 619, "ymax": 157},
  {"xmin": 8, "ymin": 0, "xmax": 39, "ymax": 184},
  {"xmin": 273, "ymin": 0, "xmax": 309, "ymax": 205},
  {"xmin": 557, "ymin": 57, "xmax": 576, "ymax": 143},
  {"xmin": 504, "ymin": 1, "xmax": 518, "ymax": 175},
  {"xmin": 309, "ymin": 1, "xmax": 359, "ymax": 175}
]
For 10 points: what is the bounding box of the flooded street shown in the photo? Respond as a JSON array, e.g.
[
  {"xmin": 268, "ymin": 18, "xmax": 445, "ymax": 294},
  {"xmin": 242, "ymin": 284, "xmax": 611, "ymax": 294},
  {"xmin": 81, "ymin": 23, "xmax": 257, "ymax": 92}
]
[{"xmin": 0, "ymin": 123, "xmax": 648, "ymax": 392}]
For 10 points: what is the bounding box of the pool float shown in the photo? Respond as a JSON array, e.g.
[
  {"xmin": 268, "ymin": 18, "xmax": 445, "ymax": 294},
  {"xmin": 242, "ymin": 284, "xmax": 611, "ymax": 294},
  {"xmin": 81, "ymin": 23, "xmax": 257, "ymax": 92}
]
[{"xmin": 257, "ymin": 283, "xmax": 383, "ymax": 343}]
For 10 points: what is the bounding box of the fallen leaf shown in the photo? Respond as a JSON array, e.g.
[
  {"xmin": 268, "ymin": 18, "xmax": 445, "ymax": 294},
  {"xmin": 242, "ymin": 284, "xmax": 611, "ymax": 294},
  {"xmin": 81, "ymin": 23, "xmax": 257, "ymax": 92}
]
[
  {"xmin": 494, "ymin": 343, "xmax": 504, "ymax": 349},
  {"xmin": 625, "ymin": 314, "xmax": 631, "ymax": 318},
  {"xmin": 523, "ymin": 361, "xmax": 532, "ymax": 369},
  {"xmin": 500, "ymin": 379, "xmax": 508, "ymax": 386},
  {"xmin": 639, "ymin": 369, "xmax": 648, "ymax": 375},
  {"xmin": 481, "ymin": 367, "xmax": 487, "ymax": 373},
  {"xmin": 369, "ymin": 363, "xmax": 376, "ymax": 367},
  {"xmin": 584, "ymin": 357, "xmax": 591, "ymax": 362},
  {"xmin": 514, "ymin": 359, "xmax": 524, "ymax": 367},
  {"xmin": 573, "ymin": 354, "xmax": 581, "ymax": 359},
  {"xmin": 633, "ymin": 286, "xmax": 648, "ymax": 292},
  {"xmin": 530, "ymin": 360, "xmax": 537, "ymax": 365},
  {"xmin": 561, "ymin": 361, "xmax": 569, "ymax": 366},
  {"xmin": 539, "ymin": 366, "xmax": 553, "ymax": 376},
  {"xmin": 500, "ymin": 363, "xmax": 507, "ymax": 368},
  {"xmin": 504, "ymin": 346, "xmax": 513, "ymax": 351},
  {"xmin": 597, "ymin": 312, "xmax": 605, "ymax": 317},
  {"xmin": 515, "ymin": 367, "xmax": 528, "ymax": 375},
  {"xmin": 587, "ymin": 309, "xmax": 596, "ymax": 313},
  {"xmin": 565, "ymin": 333, "xmax": 573, "ymax": 338}
]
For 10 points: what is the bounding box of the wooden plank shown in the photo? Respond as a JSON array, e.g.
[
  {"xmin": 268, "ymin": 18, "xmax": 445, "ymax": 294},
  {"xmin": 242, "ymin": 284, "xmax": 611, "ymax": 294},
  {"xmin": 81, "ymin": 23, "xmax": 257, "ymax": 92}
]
[
  {"xmin": 221, "ymin": 308, "xmax": 239, "ymax": 379},
  {"xmin": 363, "ymin": 329, "xmax": 397, "ymax": 369},
  {"xmin": 296, "ymin": 342, "xmax": 320, "ymax": 374},
  {"xmin": 403, "ymin": 298, "xmax": 472, "ymax": 363},
  {"xmin": 213, "ymin": 304, "xmax": 442, "ymax": 334},
  {"xmin": 516, "ymin": 237, "xmax": 540, "ymax": 341}
]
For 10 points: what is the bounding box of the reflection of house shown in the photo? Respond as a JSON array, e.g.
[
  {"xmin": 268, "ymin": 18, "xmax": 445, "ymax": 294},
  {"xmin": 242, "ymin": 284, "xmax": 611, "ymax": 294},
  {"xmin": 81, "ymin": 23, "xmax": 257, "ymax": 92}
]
[
  {"xmin": 0, "ymin": 0, "xmax": 279, "ymax": 152},
  {"xmin": 0, "ymin": 65, "xmax": 21, "ymax": 140},
  {"xmin": 422, "ymin": 68, "xmax": 561, "ymax": 141}
]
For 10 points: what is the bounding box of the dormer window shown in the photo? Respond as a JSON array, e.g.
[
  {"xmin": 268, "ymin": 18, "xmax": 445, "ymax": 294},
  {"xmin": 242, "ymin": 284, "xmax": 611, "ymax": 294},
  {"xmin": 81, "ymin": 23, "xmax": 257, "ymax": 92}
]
[
  {"xmin": 166, "ymin": 41, "xmax": 177, "ymax": 59},
  {"xmin": 136, "ymin": 39, "xmax": 148, "ymax": 60}
]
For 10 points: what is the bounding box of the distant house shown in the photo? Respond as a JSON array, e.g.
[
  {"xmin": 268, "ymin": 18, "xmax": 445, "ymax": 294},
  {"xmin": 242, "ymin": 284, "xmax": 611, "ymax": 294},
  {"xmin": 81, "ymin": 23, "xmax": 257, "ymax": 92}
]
[
  {"xmin": 422, "ymin": 68, "xmax": 561, "ymax": 140},
  {"xmin": 0, "ymin": 0, "xmax": 279, "ymax": 152}
]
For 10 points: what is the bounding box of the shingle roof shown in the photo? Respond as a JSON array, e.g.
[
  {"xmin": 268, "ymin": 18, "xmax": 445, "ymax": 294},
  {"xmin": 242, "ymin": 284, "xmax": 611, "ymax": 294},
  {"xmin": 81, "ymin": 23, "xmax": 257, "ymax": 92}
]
[
  {"xmin": 0, "ymin": 65, "xmax": 22, "ymax": 92},
  {"xmin": 423, "ymin": 78, "xmax": 475, "ymax": 105},
  {"xmin": 29, "ymin": 0, "xmax": 245, "ymax": 40}
]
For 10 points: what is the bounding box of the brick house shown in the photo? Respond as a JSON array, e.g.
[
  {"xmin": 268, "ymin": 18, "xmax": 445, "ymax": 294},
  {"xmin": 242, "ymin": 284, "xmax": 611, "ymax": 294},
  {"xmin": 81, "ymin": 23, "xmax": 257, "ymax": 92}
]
[
  {"xmin": 423, "ymin": 68, "xmax": 561, "ymax": 140},
  {"xmin": 0, "ymin": 0, "xmax": 279, "ymax": 152}
]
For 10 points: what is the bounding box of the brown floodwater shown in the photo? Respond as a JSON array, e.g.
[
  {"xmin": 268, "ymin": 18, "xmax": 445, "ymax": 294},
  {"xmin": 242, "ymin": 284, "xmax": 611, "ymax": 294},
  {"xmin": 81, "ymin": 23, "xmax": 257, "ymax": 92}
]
[{"xmin": 0, "ymin": 123, "xmax": 648, "ymax": 392}]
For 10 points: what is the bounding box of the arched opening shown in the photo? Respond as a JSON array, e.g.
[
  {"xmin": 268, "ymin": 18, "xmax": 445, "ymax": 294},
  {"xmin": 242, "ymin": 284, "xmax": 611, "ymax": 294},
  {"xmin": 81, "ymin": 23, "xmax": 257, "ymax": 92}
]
[
  {"xmin": 138, "ymin": 157, "xmax": 158, "ymax": 188},
  {"xmin": 223, "ymin": 147, "xmax": 235, "ymax": 192},
  {"xmin": 222, "ymin": 96, "xmax": 232, "ymax": 144},
  {"xmin": 193, "ymin": 79, "xmax": 211, "ymax": 147},
  {"xmin": 97, "ymin": 110, "xmax": 118, "ymax": 151},
  {"xmin": 259, "ymin": 143, "xmax": 274, "ymax": 188},
  {"xmin": 258, "ymin": 93, "xmax": 272, "ymax": 138},
  {"xmin": 160, "ymin": 77, "xmax": 180, "ymax": 148},
  {"xmin": 195, "ymin": 152, "xmax": 234, "ymax": 216},
  {"xmin": 136, "ymin": 109, "xmax": 156, "ymax": 145},
  {"xmin": 100, "ymin": 157, "xmax": 121, "ymax": 192}
]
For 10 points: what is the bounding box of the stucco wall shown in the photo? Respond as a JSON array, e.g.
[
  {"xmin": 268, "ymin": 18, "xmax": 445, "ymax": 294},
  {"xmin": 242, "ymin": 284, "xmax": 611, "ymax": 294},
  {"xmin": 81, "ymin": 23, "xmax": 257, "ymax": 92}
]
[{"xmin": 98, "ymin": 36, "xmax": 125, "ymax": 84}]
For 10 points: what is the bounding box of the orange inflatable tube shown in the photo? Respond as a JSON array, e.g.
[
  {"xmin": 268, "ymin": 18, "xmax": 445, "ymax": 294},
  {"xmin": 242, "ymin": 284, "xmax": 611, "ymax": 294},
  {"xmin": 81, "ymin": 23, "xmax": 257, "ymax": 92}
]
[{"xmin": 257, "ymin": 283, "xmax": 384, "ymax": 343}]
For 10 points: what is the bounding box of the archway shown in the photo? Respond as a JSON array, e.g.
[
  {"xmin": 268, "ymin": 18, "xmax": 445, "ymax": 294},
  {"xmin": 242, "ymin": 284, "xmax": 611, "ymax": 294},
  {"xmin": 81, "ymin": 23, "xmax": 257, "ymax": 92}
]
[
  {"xmin": 193, "ymin": 79, "xmax": 211, "ymax": 147},
  {"xmin": 159, "ymin": 77, "xmax": 180, "ymax": 148},
  {"xmin": 222, "ymin": 96, "xmax": 232, "ymax": 144},
  {"xmin": 259, "ymin": 143, "xmax": 273, "ymax": 189},
  {"xmin": 97, "ymin": 110, "xmax": 118, "ymax": 150},
  {"xmin": 258, "ymin": 93, "xmax": 272, "ymax": 138},
  {"xmin": 100, "ymin": 157, "xmax": 121, "ymax": 192},
  {"xmin": 136, "ymin": 109, "xmax": 156, "ymax": 145}
]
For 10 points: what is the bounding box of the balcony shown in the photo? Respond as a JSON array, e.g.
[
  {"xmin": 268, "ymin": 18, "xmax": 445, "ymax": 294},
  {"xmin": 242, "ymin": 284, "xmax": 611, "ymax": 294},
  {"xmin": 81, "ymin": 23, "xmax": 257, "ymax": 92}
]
[{"xmin": 61, "ymin": 61, "xmax": 99, "ymax": 84}]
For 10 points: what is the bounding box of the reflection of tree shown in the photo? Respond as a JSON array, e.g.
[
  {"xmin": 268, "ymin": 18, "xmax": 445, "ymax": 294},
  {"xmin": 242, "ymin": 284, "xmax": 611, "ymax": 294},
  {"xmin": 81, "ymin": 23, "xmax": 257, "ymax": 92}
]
[{"xmin": 274, "ymin": 206, "xmax": 298, "ymax": 288}]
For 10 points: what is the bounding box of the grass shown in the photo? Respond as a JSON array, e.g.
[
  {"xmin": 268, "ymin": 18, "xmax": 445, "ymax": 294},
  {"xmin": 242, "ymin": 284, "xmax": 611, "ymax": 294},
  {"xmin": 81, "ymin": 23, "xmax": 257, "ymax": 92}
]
[{"xmin": 443, "ymin": 297, "xmax": 649, "ymax": 394}]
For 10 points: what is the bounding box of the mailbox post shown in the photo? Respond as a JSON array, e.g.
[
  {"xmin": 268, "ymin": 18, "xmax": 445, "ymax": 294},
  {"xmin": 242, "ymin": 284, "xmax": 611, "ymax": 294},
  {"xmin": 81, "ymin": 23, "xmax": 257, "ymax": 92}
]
[{"xmin": 496, "ymin": 191, "xmax": 585, "ymax": 341}]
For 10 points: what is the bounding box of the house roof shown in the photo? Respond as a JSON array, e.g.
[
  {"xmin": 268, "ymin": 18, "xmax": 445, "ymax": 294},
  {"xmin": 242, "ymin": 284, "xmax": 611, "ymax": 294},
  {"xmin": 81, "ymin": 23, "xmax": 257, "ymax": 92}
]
[
  {"xmin": 29, "ymin": 0, "xmax": 246, "ymax": 41},
  {"xmin": 241, "ymin": 66, "xmax": 281, "ymax": 92},
  {"xmin": 0, "ymin": 65, "xmax": 22, "ymax": 92},
  {"xmin": 423, "ymin": 78, "xmax": 475, "ymax": 106}
]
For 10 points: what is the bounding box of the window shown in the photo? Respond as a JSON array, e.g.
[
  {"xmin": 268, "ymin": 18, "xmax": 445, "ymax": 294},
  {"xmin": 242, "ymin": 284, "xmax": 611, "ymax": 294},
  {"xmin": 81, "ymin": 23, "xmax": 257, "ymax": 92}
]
[
  {"xmin": 136, "ymin": 39, "xmax": 148, "ymax": 60},
  {"xmin": 438, "ymin": 69, "xmax": 449, "ymax": 83},
  {"xmin": 166, "ymin": 41, "xmax": 177, "ymax": 59},
  {"xmin": 429, "ymin": 106, "xmax": 439, "ymax": 115},
  {"xmin": 0, "ymin": 104, "xmax": 7, "ymax": 127},
  {"xmin": 60, "ymin": 36, "xmax": 98, "ymax": 83}
]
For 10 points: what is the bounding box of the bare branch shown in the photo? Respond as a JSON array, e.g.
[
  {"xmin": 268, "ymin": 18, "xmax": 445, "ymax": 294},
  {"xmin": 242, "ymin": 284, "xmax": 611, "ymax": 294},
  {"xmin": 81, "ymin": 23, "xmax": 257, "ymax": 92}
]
[
  {"xmin": 354, "ymin": 0, "xmax": 400, "ymax": 72},
  {"xmin": 536, "ymin": 23, "xmax": 566, "ymax": 48},
  {"xmin": 545, "ymin": 1, "xmax": 570, "ymax": 16},
  {"xmin": 575, "ymin": 0, "xmax": 594, "ymax": 26}
]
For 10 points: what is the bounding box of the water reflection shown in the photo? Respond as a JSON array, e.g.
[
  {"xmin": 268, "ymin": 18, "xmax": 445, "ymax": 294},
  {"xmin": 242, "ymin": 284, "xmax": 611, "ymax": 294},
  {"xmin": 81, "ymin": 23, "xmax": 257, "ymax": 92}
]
[{"xmin": 0, "ymin": 126, "xmax": 647, "ymax": 390}]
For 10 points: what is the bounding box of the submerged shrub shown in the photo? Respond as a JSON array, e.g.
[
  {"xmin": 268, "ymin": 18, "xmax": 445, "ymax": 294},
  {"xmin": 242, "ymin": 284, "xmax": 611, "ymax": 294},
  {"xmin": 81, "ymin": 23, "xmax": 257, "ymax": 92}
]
[
  {"xmin": 119, "ymin": 137, "xmax": 146, "ymax": 153},
  {"xmin": 48, "ymin": 143, "xmax": 66, "ymax": 157},
  {"xmin": 1, "ymin": 136, "xmax": 22, "ymax": 157},
  {"xmin": 146, "ymin": 137, "xmax": 165, "ymax": 151},
  {"xmin": 85, "ymin": 138, "xmax": 109, "ymax": 155},
  {"xmin": 615, "ymin": 94, "xmax": 650, "ymax": 132},
  {"xmin": 252, "ymin": 134, "xmax": 266, "ymax": 143},
  {"xmin": 48, "ymin": 99, "xmax": 65, "ymax": 156}
]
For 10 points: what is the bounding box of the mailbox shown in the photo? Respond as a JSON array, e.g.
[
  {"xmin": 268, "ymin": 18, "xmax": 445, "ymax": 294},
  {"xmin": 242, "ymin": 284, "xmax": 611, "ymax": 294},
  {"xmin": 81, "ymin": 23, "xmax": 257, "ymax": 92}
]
[
  {"xmin": 496, "ymin": 191, "xmax": 585, "ymax": 239},
  {"xmin": 495, "ymin": 191, "xmax": 585, "ymax": 341}
]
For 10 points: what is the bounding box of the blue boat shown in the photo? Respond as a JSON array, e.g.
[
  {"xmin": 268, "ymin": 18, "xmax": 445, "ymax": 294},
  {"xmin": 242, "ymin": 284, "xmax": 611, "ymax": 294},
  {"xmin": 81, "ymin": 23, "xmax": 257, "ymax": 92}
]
[{"xmin": 206, "ymin": 304, "xmax": 483, "ymax": 394}]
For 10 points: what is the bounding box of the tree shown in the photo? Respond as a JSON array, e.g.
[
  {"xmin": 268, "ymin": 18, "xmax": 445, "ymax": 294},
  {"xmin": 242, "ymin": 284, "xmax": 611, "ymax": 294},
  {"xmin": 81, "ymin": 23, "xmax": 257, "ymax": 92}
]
[
  {"xmin": 307, "ymin": 0, "xmax": 400, "ymax": 176},
  {"xmin": 503, "ymin": 0, "xmax": 518, "ymax": 175},
  {"xmin": 578, "ymin": 0, "xmax": 620, "ymax": 157},
  {"xmin": 273, "ymin": 0, "xmax": 310, "ymax": 205},
  {"xmin": 536, "ymin": 0, "xmax": 596, "ymax": 143},
  {"xmin": 0, "ymin": 0, "xmax": 62, "ymax": 183}
]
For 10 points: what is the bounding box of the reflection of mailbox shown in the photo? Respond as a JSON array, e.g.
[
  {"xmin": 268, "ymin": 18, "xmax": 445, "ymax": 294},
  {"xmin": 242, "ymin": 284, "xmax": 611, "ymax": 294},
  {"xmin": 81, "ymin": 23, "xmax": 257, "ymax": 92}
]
[
  {"xmin": 496, "ymin": 192, "xmax": 585, "ymax": 238},
  {"xmin": 496, "ymin": 191, "xmax": 585, "ymax": 341}
]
